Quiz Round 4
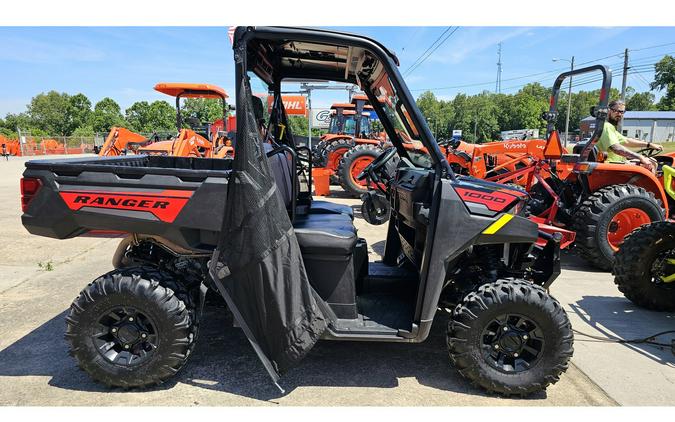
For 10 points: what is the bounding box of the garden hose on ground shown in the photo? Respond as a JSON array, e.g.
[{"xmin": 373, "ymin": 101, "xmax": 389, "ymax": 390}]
[{"xmin": 572, "ymin": 329, "xmax": 675, "ymax": 356}]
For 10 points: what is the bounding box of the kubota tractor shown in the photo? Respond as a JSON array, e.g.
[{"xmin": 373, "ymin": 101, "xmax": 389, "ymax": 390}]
[
  {"xmin": 474, "ymin": 65, "xmax": 670, "ymax": 270},
  {"xmin": 138, "ymin": 83, "xmax": 235, "ymax": 159},
  {"xmin": 98, "ymin": 127, "xmax": 149, "ymax": 156}
]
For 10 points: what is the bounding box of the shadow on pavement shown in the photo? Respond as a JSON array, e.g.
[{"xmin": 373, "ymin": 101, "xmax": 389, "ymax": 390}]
[
  {"xmin": 0, "ymin": 304, "xmax": 551, "ymax": 402},
  {"xmin": 559, "ymin": 250, "xmax": 608, "ymax": 273},
  {"xmin": 569, "ymin": 295, "xmax": 675, "ymax": 367}
]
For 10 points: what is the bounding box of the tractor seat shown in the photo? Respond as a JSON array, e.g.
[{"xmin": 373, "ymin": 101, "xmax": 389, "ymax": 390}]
[{"xmin": 293, "ymin": 213, "xmax": 357, "ymax": 255}]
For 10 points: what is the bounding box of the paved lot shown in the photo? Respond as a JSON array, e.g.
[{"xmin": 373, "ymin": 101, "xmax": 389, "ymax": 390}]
[{"xmin": 0, "ymin": 154, "xmax": 672, "ymax": 406}]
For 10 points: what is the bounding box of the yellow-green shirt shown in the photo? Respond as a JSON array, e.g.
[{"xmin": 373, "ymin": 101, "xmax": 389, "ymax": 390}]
[{"xmin": 596, "ymin": 121, "xmax": 626, "ymax": 163}]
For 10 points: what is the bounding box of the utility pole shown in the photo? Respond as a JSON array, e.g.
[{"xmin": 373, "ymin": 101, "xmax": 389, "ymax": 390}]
[
  {"xmin": 619, "ymin": 48, "xmax": 629, "ymax": 133},
  {"xmin": 620, "ymin": 48, "xmax": 629, "ymax": 101},
  {"xmin": 565, "ymin": 56, "xmax": 574, "ymax": 148},
  {"xmin": 496, "ymin": 43, "xmax": 502, "ymax": 94}
]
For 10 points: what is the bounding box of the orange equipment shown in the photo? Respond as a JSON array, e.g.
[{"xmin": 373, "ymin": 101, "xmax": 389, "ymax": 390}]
[
  {"xmin": 138, "ymin": 83, "xmax": 234, "ymax": 159},
  {"xmin": 98, "ymin": 127, "xmax": 149, "ymax": 156}
]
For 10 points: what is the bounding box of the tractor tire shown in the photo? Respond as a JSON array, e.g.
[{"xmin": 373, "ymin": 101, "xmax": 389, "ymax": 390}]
[
  {"xmin": 572, "ymin": 184, "xmax": 665, "ymax": 271},
  {"xmin": 613, "ymin": 222, "xmax": 675, "ymax": 311},
  {"xmin": 337, "ymin": 144, "xmax": 383, "ymax": 197},
  {"xmin": 65, "ymin": 266, "xmax": 198, "ymax": 388},
  {"xmin": 311, "ymin": 141, "xmax": 329, "ymax": 167},
  {"xmin": 447, "ymin": 279, "xmax": 573, "ymax": 397},
  {"xmin": 321, "ymin": 138, "xmax": 354, "ymax": 181}
]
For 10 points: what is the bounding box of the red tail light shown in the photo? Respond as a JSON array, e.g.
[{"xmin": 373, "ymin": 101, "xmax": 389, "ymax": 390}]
[{"xmin": 20, "ymin": 177, "xmax": 42, "ymax": 212}]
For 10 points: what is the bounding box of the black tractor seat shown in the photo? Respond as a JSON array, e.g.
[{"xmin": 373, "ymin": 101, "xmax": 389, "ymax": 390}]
[{"xmin": 293, "ymin": 213, "xmax": 357, "ymax": 255}]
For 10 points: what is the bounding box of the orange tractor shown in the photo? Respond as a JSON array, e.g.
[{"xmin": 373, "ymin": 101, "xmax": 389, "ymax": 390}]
[
  {"xmin": 138, "ymin": 82, "xmax": 235, "ymax": 159},
  {"xmin": 472, "ymin": 65, "xmax": 671, "ymax": 270},
  {"xmin": 312, "ymin": 95, "xmax": 386, "ymax": 194},
  {"xmin": 98, "ymin": 127, "xmax": 149, "ymax": 156}
]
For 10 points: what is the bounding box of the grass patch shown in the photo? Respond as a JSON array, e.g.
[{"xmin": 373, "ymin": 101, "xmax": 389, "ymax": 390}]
[{"xmin": 38, "ymin": 260, "xmax": 54, "ymax": 271}]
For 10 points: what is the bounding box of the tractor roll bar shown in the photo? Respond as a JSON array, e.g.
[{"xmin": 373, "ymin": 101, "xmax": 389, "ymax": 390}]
[{"xmin": 545, "ymin": 64, "xmax": 612, "ymax": 163}]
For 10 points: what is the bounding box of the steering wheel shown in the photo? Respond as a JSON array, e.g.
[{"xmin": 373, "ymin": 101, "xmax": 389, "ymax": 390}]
[
  {"xmin": 637, "ymin": 147, "xmax": 661, "ymax": 158},
  {"xmin": 356, "ymin": 147, "xmax": 398, "ymax": 181}
]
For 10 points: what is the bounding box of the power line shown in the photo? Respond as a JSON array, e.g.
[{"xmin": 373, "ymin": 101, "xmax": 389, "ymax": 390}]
[
  {"xmin": 402, "ymin": 27, "xmax": 453, "ymax": 76},
  {"xmin": 404, "ymin": 27, "xmax": 459, "ymax": 77},
  {"xmin": 630, "ymin": 41, "xmax": 675, "ymax": 52}
]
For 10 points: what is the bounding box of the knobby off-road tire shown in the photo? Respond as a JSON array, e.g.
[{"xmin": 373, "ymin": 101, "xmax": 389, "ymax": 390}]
[
  {"xmin": 337, "ymin": 144, "xmax": 383, "ymax": 197},
  {"xmin": 614, "ymin": 222, "xmax": 675, "ymax": 311},
  {"xmin": 65, "ymin": 266, "xmax": 198, "ymax": 388},
  {"xmin": 572, "ymin": 184, "xmax": 665, "ymax": 271},
  {"xmin": 322, "ymin": 138, "xmax": 354, "ymax": 182},
  {"xmin": 447, "ymin": 279, "xmax": 573, "ymax": 397}
]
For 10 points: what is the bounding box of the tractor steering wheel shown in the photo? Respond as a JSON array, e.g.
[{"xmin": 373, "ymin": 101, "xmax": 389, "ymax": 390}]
[
  {"xmin": 356, "ymin": 147, "xmax": 398, "ymax": 182},
  {"xmin": 637, "ymin": 147, "xmax": 661, "ymax": 158}
]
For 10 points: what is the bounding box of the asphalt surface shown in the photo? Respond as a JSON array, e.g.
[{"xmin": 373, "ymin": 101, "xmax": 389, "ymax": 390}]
[{"xmin": 0, "ymin": 154, "xmax": 670, "ymax": 406}]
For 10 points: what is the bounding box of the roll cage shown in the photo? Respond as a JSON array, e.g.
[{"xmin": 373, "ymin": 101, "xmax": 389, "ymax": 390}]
[{"xmin": 232, "ymin": 26, "xmax": 453, "ymax": 179}]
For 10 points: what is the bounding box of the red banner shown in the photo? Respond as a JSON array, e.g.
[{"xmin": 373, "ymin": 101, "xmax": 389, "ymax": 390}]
[{"xmin": 267, "ymin": 95, "xmax": 307, "ymax": 116}]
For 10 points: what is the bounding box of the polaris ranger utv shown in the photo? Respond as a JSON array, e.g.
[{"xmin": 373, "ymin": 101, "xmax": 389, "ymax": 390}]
[{"xmin": 20, "ymin": 26, "xmax": 572, "ymax": 396}]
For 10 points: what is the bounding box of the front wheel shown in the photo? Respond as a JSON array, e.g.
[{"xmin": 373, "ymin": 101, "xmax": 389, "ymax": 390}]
[
  {"xmin": 447, "ymin": 279, "xmax": 573, "ymax": 396},
  {"xmin": 614, "ymin": 222, "xmax": 675, "ymax": 311},
  {"xmin": 572, "ymin": 184, "xmax": 665, "ymax": 271},
  {"xmin": 337, "ymin": 144, "xmax": 383, "ymax": 197}
]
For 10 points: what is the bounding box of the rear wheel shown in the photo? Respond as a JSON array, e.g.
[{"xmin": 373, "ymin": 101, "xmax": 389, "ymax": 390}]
[
  {"xmin": 614, "ymin": 222, "xmax": 675, "ymax": 311},
  {"xmin": 447, "ymin": 279, "xmax": 573, "ymax": 396},
  {"xmin": 65, "ymin": 267, "xmax": 197, "ymax": 388},
  {"xmin": 337, "ymin": 144, "xmax": 383, "ymax": 197},
  {"xmin": 572, "ymin": 184, "xmax": 665, "ymax": 271},
  {"xmin": 321, "ymin": 138, "xmax": 354, "ymax": 180}
]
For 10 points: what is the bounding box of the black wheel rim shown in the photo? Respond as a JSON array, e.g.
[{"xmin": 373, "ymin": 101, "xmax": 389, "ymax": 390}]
[
  {"xmin": 92, "ymin": 306, "xmax": 159, "ymax": 366},
  {"xmin": 481, "ymin": 313, "xmax": 544, "ymax": 373},
  {"xmin": 650, "ymin": 248, "xmax": 675, "ymax": 290}
]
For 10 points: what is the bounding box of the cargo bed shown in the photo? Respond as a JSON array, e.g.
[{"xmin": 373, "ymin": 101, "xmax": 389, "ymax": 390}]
[{"xmin": 21, "ymin": 155, "xmax": 231, "ymax": 251}]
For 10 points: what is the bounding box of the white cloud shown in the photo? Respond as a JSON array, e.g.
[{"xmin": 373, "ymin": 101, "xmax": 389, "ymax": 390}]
[{"xmin": 428, "ymin": 27, "xmax": 533, "ymax": 65}]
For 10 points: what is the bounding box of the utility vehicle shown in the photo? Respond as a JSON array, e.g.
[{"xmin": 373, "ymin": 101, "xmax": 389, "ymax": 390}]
[{"xmin": 21, "ymin": 26, "xmax": 574, "ymax": 396}]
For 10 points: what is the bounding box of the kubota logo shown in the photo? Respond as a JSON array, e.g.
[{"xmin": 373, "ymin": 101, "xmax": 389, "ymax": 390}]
[{"xmin": 503, "ymin": 142, "xmax": 527, "ymax": 150}]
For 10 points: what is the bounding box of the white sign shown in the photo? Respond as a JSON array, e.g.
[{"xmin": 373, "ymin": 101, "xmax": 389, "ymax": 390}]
[
  {"xmin": 452, "ymin": 130, "xmax": 462, "ymax": 137},
  {"xmin": 20, "ymin": 136, "xmax": 26, "ymax": 144},
  {"xmin": 311, "ymin": 108, "xmax": 332, "ymax": 129}
]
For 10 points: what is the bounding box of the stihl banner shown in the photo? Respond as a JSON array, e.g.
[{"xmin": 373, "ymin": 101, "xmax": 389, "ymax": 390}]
[{"xmin": 267, "ymin": 95, "xmax": 307, "ymax": 116}]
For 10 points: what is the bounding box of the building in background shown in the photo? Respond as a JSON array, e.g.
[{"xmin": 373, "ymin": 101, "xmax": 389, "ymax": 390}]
[{"xmin": 580, "ymin": 111, "xmax": 675, "ymax": 142}]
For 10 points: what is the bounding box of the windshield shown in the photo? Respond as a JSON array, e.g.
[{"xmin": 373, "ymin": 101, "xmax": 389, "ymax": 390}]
[
  {"xmin": 343, "ymin": 116, "xmax": 356, "ymax": 135},
  {"xmin": 367, "ymin": 71, "xmax": 430, "ymax": 167}
]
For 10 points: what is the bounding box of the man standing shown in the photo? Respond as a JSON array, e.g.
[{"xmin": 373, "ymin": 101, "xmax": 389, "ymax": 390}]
[{"xmin": 597, "ymin": 99, "xmax": 662, "ymax": 172}]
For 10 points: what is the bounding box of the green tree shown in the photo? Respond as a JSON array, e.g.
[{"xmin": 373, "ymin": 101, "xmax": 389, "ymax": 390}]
[
  {"xmin": 68, "ymin": 93, "xmax": 92, "ymax": 132},
  {"xmin": 651, "ymin": 55, "xmax": 675, "ymax": 110},
  {"xmin": 72, "ymin": 125, "xmax": 95, "ymax": 136},
  {"xmin": 626, "ymin": 90, "xmax": 655, "ymax": 111},
  {"xmin": 125, "ymin": 100, "xmax": 175, "ymax": 132},
  {"xmin": 180, "ymin": 98, "xmax": 225, "ymax": 127},
  {"xmin": 27, "ymin": 91, "xmax": 72, "ymax": 135},
  {"xmin": 90, "ymin": 98, "xmax": 125, "ymax": 133},
  {"xmin": 2, "ymin": 112, "xmax": 32, "ymax": 134}
]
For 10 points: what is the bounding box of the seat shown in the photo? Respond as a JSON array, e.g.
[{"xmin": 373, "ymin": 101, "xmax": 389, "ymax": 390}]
[
  {"xmin": 293, "ymin": 213, "xmax": 357, "ymax": 255},
  {"xmin": 265, "ymin": 143, "xmax": 353, "ymax": 219}
]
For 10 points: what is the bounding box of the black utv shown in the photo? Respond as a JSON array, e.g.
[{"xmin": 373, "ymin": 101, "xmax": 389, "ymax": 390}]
[{"xmin": 21, "ymin": 26, "xmax": 573, "ymax": 396}]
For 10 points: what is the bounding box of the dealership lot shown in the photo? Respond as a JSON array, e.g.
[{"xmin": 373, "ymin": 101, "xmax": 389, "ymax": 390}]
[{"xmin": 0, "ymin": 155, "xmax": 672, "ymax": 406}]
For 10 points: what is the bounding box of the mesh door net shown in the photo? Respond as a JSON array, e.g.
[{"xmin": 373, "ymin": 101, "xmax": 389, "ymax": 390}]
[{"xmin": 209, "ymin": 77, "xmax": 327, "ymax": 384}]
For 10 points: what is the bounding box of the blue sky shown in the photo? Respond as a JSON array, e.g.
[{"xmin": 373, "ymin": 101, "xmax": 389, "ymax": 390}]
[{"xmin": 1, "ymin": 26, "xmax": 674, "ymax": 117}]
